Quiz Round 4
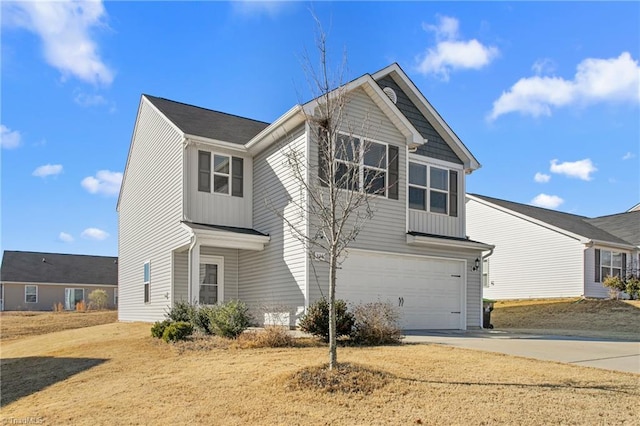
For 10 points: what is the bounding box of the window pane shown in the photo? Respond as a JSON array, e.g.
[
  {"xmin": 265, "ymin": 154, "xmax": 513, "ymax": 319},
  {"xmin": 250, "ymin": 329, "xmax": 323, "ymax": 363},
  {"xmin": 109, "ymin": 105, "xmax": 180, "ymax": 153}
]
[
  {"xmin": 430, "ymin": 167, "xmax": 448, "ymax": 191},
  {"xmin": 144, "ymin": 283, "xmax": 149, "ymax": 303},
  {"xmin": 409, "ymin": 163, "xmax": 427, "ymax": 186},
  {"xmin": 601, "ymin": 267, "xmax": 611, "ymax": 279},
  {"xmin": 612, "ymin": 252, "xmax": 622, "ymax": 268},
  {"xmin": 214, "ymin": 175, "xmax": 229, "ymax": 194},
  {"xmin": 612, "ymin": 268, "xmax": 622, "ymax": 277},
  {"xmin": 601, "ymin": 250, "xmax": 612, "ymax": 266},
  {"xmin": 199, "ymin": 264, "xmax": 218, "ymax": 305},
  {"xmin": 143, "ymin": 262, "xmax": 150, "ymax": 283},
  {"xmin": 336, "ymin": 135, "xmax": 359, "ymax": 162},
  {"xmin": 409, "ymin": 187, "xmax": 426, "ymax": 210},
  {"xmin": 335, "ymin": 162, "xmax": 359, "ymax": 190},
  {"xmin": 214, "ymin": 155, "xmax": 229, "ymax": 174},
  {"xmin": 364, "ymin": 142, "xmax": 386, "ymax": 168},
  {"xmin": 430, "ymin": 190, "xmax": 447, "ymax": 214},
  {"xmin": 364, "ymin": 168, "xmax": 386, "ymax": 195}
]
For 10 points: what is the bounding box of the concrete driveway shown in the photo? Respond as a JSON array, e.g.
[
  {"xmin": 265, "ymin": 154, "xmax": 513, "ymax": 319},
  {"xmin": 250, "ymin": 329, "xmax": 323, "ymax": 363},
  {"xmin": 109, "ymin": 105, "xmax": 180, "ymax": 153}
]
[{"xmin": 403, "ymin": 330, "xmax": 640, "ymax": 374}]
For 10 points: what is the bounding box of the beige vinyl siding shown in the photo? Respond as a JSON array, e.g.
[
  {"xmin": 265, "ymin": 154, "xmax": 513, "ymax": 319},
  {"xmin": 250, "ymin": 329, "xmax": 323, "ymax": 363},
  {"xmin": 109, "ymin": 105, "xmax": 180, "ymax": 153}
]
[
  {"xmin": 466, "ymin": 198, "xmax": 585, "ymax": 300},
  {"xmin": 184, "ymin": 145, "xmax": 253, "ymax": 228},
  {"xmin": 238, "ymin": 126, "xmax": 307, "ymax": 326},
  {"xmin": 1, "ymin": 283, "xmax": 117, "ymax": 311},
  {"xmin": 118, "ymin": 98, "xmax": 191, "ymax": 322}
]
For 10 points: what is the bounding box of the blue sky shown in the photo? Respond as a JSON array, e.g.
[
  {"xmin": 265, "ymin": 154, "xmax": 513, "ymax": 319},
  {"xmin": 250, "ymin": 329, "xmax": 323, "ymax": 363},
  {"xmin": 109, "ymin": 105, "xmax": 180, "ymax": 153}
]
[{"xmin": 1, "ymin": 1, "xmax": 638, "ymax": 257}]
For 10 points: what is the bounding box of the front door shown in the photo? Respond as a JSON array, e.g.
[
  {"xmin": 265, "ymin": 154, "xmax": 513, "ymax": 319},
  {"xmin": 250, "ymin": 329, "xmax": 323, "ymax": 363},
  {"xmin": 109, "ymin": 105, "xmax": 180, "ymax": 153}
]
[
  {"xmin": 65, "ymin": 288, "xmax": 84, "ymax": 310},
  {"xmin": 199, "ymin": 264, "xmax": 219, "ymax": 305}
]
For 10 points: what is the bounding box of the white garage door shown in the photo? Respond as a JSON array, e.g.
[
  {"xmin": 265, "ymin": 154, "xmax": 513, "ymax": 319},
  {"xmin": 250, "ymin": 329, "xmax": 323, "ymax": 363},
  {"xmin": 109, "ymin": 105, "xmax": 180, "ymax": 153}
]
[{"xmin": 337, "ymin": 250, "xmax": 465, "ymax": 330}]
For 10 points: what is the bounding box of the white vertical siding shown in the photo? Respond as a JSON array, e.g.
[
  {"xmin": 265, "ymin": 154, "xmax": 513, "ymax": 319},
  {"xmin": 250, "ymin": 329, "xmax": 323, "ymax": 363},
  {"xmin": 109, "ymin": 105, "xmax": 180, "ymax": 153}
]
[
  {"xmin": 238, "ymin": 126, "xmax": 307, "ymax": 326},
  {"xmin": 466, "ymin": 198, "xmax": 586, "ymax": 300},
  {"xmin": 184, "ymin": 145, "xmax": 253, "ymax": 228},
  {"xmin": 118, "ymin": 99, "xmax": 191, "ymax": 322}
]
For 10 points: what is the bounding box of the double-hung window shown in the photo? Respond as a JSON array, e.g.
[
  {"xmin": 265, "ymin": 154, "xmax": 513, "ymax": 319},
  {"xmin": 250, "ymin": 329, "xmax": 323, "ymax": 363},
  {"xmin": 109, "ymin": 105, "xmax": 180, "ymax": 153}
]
[
  {"xmin": 25, "ymin": 285, "xmax": 37, "ymax": 303},
  {"xmin": 198, "ymin": 150, "xmax": 243, "ymax": 197},
  {"xmin": 595, "ymin": 249, "xmax": 625, "ymax": 282},
  {"xmin": 334, "ymin": 134, "xmax": 388, "ymax": 196},
  {"xmin": 408, "ymin": 162, "xmax": 458, "ymax": 217},
  {"xmin": 143, "ymin": 261, "xmax": 150, "ymax": 303}
]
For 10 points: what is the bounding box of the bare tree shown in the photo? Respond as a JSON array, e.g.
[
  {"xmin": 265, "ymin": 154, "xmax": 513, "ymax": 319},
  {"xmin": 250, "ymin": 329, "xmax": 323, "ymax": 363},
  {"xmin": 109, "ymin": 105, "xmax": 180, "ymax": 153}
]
[{"xmin": 272, "ymin": 18, "xmax": 397, "ymax": 369}]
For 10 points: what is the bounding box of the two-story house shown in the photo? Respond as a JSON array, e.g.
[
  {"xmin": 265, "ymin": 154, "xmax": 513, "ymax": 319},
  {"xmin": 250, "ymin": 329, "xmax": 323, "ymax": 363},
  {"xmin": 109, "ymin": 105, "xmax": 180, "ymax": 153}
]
[{"xmin": 117, "ymin": 63, "xmax": 493, "ymax": 329}]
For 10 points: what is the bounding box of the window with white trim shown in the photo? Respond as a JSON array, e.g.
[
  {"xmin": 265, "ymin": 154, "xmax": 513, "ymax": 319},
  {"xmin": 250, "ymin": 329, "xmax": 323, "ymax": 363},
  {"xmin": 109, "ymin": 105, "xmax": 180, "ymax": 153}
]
[
  {"xmin": 482, "ymin": 259, "xmax": 490, "ymax": 288},
  {"xmin": 595, "ymin": 249, "xmax": 625, "ymax": 282},
  {"xmin": 334, "ymin": 134, "xmax": 388, "ymax": 196},
  {"xmin": 143, "ymin": 261, "xmax": 150, "ymax": 303},
  {"xmin": 197, "ymin": 151, "xmax": 244, "ymax": 197},
  {"xmin": 408, "ymin": 162, "xmax": 458, "ymax": 217},
  {"xmin": 25, "ymin": 285, "xmax": 38, "ymax": 303}
]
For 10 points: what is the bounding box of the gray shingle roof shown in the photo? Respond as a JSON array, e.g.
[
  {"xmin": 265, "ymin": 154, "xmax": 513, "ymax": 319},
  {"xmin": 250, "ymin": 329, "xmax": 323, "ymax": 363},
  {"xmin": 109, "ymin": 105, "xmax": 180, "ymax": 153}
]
[
  {"xmin": 1, "ymin": 251, "xmax": 118, "ymax": 285},
  {"xmin": 469, "ymin": 194, "xmax": 633, "ymax": 246},
  {"xmin": 586, "ymin": 211, "xmax": 640, "ymax": 247},
  {"xmin": 182, "ymin": 221, "xmax": 268, "ymax": 237},
  {"xmin": 144, "ymin": 95, "xmax": 270, "ymax": 145}
]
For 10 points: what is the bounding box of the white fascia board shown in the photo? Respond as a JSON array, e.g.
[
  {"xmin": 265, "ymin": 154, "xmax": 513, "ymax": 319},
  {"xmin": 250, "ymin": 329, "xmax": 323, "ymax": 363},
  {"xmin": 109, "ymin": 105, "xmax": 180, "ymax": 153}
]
[
  {"xmin": 180, "ymin": 223, "xmax": 270, "ymax": 251},
  {"xmin": 374, "ymin": 65, "xmax": 480, "ymax": 171},
  {"xmin": 185, "ymin": 134, "xmax": 248, "ymax": 153},
  {"xmin": 406, "ymin": 234, "xmax": 495, "ymax": 251},
  {"xmin": 246, "ymin": 105, "xmax": 305, "ymax": 155},
  {"xmin": 1, "ymin": 281, "xmax": 117, "ymax": 287},
  {"xmin": 466, "ymin": 194, "xmax": 589, "ymax": 242},
  {"xmin": 589, "ymin": 240, "xmax": 637, "ymax": 251}
]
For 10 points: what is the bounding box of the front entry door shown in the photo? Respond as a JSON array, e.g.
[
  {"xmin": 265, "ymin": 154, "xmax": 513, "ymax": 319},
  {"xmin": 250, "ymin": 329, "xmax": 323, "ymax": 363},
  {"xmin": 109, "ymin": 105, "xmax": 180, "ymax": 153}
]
[{"xmin": 199, "ymin": 263, "xmax": 219, "ymax": 305}]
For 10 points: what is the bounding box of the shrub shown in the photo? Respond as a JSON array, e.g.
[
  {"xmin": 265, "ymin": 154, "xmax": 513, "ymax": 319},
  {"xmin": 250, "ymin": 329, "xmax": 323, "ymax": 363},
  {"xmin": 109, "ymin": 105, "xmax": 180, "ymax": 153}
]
[
  {"xmin": 88, "ymin": 289, "xmax": 109, "ymax": 310},
  {"xmin": 166, "ymin": 300, "xmax": 197, "ymax": 323},
  {"xmin": 207, "ymin": 300, "xmax": 252, "ymax": 338},
  {"xmin": 162, "ymin": 321, "xmax": 193, "ymax": 342},
  {"xmin": 350, "ymin": 301, "xmax": 403, "ymax": 346},
  {"xmin": 192, "ymin": 305, "xmax": 218, "ymax": 334},
  {"xmin": 299, "ymin": 298, "xmax": 354, "ymax": 343},
  {"xmin": 52, "ymin": 302, "xmax": 64, "ymax": 312},
  {"xmin": 238, "ymin": 326, "xmax": 294, "ymax": 348},
  {"xmin": 625, "ymin": 276, "xmax": 640, "ymax": 300},
  {"xmin": 151, "ymin": 320, "xmax": 172, "ymax": 339},
  {"xmin": 75, "ymin": 300, "xmax": 87, "ymax": 312}
]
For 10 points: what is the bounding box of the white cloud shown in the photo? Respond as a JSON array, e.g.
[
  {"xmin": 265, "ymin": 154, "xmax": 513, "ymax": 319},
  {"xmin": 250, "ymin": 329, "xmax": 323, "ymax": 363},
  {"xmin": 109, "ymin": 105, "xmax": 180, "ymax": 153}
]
[
  {"xmin": 534, "ymin": 172, "xmax": 551, "ymax": 183},
  {"xmin": 81, "ymin": 227, "xmax": 109, "ymax": 241},
  {"xmin": 417, "ymin": 16, "xmax": 499, "ymax": 81},
  {"xmin": 532, "ymin": 58, "xmax": 556, "ymax": 76},
  {"xmin": 489, "ymin": 52, "xmax": 640, "ymax": 120},
  {"xmin": 81, "ymin": 170, "xmax": 122, "ymax": 196},
  {"xmin": 550, "ymin": 158, "xmax": 597, "ymax": 181},
  {"xmin": 1, "ymin": 125, "xmax": 22, "ymax": 149},
  {"xmin": 531, "ymin": 194, "xmax": 564, "ymax": 209},
  {"xmin": 622, "ymin": 152, "xmax": 635, "ymax": 160},
  {"xmin": 33, "ymin": 164, "xmax": 63, "ymax": 178},
  {"xmin": 59, "ymin": 232, "xmax": 74, "ymax": 243},
  {"xmin": 74, "ymin": 91, "xmax": 107, "ymax": 107},
  {"xmin": 5, "ymin": 0, "xmax": 114, "ymax": 86}
]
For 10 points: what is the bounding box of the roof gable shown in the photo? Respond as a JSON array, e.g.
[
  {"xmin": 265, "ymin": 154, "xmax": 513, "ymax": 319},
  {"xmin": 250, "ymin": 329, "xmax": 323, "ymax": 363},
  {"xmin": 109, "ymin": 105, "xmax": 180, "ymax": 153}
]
[
  {"xmin": 1, "ymin": 251, "xmax": 118, "ymax": 285},
  {"xmin": 144, "ymin": 95, "xmax": 269, "ymax": 145},
  {"xmin": 586, "ymin": 211, "xmax": 640, "ymax": 247},
  {"xmin": 468, "ymin": 194, "xmax": 633, "ymax": 247}
]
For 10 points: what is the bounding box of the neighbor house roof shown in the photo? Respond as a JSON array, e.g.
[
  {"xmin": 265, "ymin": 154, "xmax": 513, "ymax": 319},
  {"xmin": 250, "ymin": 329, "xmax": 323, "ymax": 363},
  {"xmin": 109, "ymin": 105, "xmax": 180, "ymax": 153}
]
[
  {"xmin": 468, "ymin": 194, "xmax": 633, "ymax": 247},
  {"xmin": 586, "ymin": 211, "xmax": 640, "ymax": 247},
  {"xmin": 1, "ymin": 251, "xmax": 118, "ymax": 285},
  {"xmin": 144, "ymin": 95, "xmax": 270, "ymax": 145}
]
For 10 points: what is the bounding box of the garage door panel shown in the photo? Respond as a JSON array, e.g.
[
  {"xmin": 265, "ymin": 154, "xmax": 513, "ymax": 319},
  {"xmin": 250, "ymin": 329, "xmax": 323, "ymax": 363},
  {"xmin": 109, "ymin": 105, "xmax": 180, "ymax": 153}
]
[{"xmin": 337, "ymin": 251, "xmax": 464, "ymax": 330}]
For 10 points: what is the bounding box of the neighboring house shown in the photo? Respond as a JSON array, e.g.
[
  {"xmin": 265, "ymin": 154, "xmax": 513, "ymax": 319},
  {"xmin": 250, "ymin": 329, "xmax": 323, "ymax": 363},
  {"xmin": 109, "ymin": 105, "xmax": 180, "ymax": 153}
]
[
  {"xmin": 466, "ymin": 194, "xmax": 639, "ymax": 300},
  {"xmin": 118, "ymin": 63, "xmax": 493, "ymax": 330},
  {"xmin": 0, "ymin": 251, "xmax": 118, "ymax": 311}
]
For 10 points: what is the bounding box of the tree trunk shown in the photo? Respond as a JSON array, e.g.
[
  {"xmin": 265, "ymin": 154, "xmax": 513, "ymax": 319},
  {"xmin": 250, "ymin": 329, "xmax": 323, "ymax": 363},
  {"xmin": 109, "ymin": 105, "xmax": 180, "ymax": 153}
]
[{"xmin": 328, "ymin": 251, "xmax": 337, "ymax": 370}]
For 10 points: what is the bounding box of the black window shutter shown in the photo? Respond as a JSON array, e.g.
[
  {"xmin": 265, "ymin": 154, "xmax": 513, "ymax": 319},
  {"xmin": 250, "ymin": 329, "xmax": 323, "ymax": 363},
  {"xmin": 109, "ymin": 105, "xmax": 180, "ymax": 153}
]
[
  {"xmin": 449, "ymin": 170, "xmax": 458, "ymax": 217},
  {"xmin": 594, "ymin": 249, "xmax": 601, "ymax": 282},
  {"xmin": 231, "ymin": 157, "xmax": 243, "ymax": 197},
  {"xmin": 318, "ymin": 129, "xmax": 328, "ymax": 187},
  {"xmin": 622, "ymin": 253, "xmax": 627, "ymax": 277},
  {"xmin": 388, "ymin": 145, "xmax": 399, "ymax": 200},
  {"xmin": 198, "ymin": 150, "xmax": 211, "ymax": 192}
]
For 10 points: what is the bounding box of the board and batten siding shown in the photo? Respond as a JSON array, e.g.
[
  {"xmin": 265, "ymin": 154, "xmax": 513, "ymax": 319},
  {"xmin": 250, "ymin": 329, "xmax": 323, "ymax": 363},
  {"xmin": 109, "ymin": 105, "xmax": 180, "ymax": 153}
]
[
  {"xmin": 118, "ymin": 98, "xmax": 191, "ymax": 322},
  {"xmin": 466, "ymin": 198, "xmax": 585, "ymax": 299},
  {"xmin": 184, "ymin": 145, "xmax": 253, "ymax": 228},
  {"xmin": 238, "ymin": 126, "xmax": 307, "ymax": 326}
]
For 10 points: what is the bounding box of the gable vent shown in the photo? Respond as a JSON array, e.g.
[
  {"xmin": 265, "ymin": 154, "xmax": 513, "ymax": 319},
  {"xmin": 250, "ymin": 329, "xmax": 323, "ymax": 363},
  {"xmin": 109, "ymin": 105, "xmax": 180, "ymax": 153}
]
[{"xmin": 382, "ymin": 87, "xmax": 397, "ymax": 104}]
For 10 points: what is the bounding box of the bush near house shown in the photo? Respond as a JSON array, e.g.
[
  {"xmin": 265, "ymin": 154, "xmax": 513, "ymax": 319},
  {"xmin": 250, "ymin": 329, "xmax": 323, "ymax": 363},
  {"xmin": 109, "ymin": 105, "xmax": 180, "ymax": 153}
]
[
  {"xmin": 603, "ymin": 275, "xmax": 640, "ymax": 300},
  {"xmin": 162, "ymin": 321, "xmax": 193, "ymax": 342},
  {"xmin": 299, "ymin": 298, "xmax": 355, "ymax": 343},
  {"xmin": 88, "ymin": 289, "xmax": 109, "ymax": 310},
  {"xmin": 350, "ymin": 301, "xmax": 403, "ymax": 346}
]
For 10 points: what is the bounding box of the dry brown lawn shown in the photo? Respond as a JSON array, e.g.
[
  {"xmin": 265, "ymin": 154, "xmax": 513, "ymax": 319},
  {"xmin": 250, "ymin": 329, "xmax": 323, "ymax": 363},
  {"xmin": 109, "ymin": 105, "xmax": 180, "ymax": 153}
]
[
  {"xmin": 2, "ymin": 322, "xmax": 639, "ymax": 425},
  {"xmin": 492, "ymin": 298, "xmax": 640, "ymax": 340},
  {"xmin": 0, "ymin": 310, "xmax": 117, "ymax": 341}
]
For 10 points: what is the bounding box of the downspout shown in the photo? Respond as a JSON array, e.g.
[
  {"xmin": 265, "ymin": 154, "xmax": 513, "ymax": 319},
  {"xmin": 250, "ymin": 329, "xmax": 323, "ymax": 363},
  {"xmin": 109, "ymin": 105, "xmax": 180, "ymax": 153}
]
[
  {"xmin": 187, "ymin": 231, "xmax": 197, "ymax": 303},
  {"xmin": 480, "ymin": 247, "xmax": 495, "ymax": 328}
]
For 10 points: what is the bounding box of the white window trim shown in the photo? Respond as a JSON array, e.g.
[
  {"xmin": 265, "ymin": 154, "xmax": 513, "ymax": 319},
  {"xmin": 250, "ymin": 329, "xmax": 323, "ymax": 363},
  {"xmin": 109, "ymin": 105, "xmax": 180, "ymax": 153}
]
[
  {"xmin": 196, "ymin": 255, "xmax": 224, "ymax": 305},
  {"xmin": 334, "ymin": 132, "xmax": 389, "ymax": 197},
  {"xmin": 212, "ymin": 154, "xmax": 232, "ymax": 196},
  {"xmin": 599, "ymin": 249, "xmax": 623, "ymax": 281},
  {"xmin": 65, "ymin": 288, "xmax": 85, "ymax": 310},
  {"xmin": 25, "ymin": 285, "xmax": 38, "ymax": 304},
  {"xmin": 143, "ymin": 260, "xmax": 151, "ymax": 304},
  {"xmin": 408, "ymin": 159, "xmax": 461, "ymax": 216}
]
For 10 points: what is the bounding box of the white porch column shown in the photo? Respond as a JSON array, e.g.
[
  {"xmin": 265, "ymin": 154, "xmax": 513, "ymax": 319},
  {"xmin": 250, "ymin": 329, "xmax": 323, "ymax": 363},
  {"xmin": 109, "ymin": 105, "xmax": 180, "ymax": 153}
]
[{"xmin": 189, "ymin": 242, "xmax": 200, "ymax": 304}]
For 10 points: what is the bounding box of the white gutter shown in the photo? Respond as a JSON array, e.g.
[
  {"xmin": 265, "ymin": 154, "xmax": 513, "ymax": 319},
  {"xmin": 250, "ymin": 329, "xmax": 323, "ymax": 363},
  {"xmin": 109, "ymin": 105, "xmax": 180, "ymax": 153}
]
[{"xmin": 186, "ymin": 230, "xmax": 197, "ymax": 303}]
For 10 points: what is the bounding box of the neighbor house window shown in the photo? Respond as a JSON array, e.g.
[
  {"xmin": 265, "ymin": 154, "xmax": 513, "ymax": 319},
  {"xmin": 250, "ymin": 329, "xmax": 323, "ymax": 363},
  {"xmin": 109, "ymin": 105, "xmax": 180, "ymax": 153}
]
[
  {"xmin": 595, "ymin": 249, "xmax": 625, "ymax": 282},
  {"xmin": 65, "ymin": 288, "xmax": 85, "ymax": 310},
  {"xmin": 25, "ymin": 285, "xmax": 37, "ymax": 303},
  {"xmin": 408, "ymin": 162, "xmax": 458, "ymax": 217},
  {"xmin": 143, "ymin": 261, "xmax": 150, "ymax": 303},
  {"xmin": 334, "ymin": 134, "xmax": 388, "ymax": 196},
  {"xmin": 198, "ymin": 151, "xmax": 244, "ymax": 197},
  {"xmin": 482, "ymin": 259, "xmax": 490, "ymax": 288}
]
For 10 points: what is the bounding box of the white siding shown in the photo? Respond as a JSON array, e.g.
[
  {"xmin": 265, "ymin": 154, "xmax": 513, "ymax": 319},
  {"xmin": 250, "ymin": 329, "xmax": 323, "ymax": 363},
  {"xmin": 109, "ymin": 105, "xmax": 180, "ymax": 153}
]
[
  {"xmin": 118, "ymin": 99, "xmax": 191, "ymax": 322},
  {"xmin": 184, "ymin": 145, "xmax": 253, "ymax": 228},
  {"xmin": 466, "ymin": 198, "xmax": 586, "ymax": 300},
  {"xmin": 201, "ymin": 246, "xmax": 239, "ymax": 301},
  {"xmin": 172, "ymin": 250, "xmax": 189, "ymax": 303},
  {"xmin": 238, "ymin": 126, "xmax": 308, "ymax": 326}
]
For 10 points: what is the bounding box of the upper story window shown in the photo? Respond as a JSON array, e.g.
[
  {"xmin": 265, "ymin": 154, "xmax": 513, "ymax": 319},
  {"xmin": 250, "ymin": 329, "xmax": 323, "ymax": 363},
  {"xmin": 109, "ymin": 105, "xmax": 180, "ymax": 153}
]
[
  {"xmin": 408, "ymin": 162, "xmax": 458, "ymax": 217},
  {"xmin": 198, "ymin": 151, "xmax": 243, "ymax": 197}
]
